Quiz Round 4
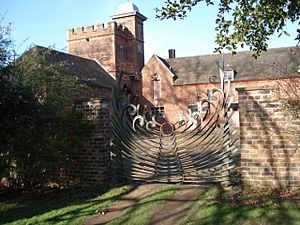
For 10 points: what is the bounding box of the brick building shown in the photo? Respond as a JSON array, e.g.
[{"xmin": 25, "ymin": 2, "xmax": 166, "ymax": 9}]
[
  {"xmin": 67, "ymin": 2, "xmax": 146, "ymax": 79},
  {"xmin": 21, "ymin": 2, "xmax": 299, "ymax": 127},
  {"xmin": 65, "ymin": 2, "xmax": 300, "ymax": 187},
  {"xmin": 65, "ymin": 2, "xmax": 300, "ymax": 126},
  {"xmin": 20, "ymin": 2, "xmax": 300, "ymax": 187},
  {"xmin": 142, "ymin": 47, "xmax": 300, "ymax": 125}
]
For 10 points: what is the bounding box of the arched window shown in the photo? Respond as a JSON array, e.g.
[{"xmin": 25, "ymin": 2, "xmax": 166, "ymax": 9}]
[{"xmin": 151, "ymin": 73, "xmax": 161, "ymax": 100}]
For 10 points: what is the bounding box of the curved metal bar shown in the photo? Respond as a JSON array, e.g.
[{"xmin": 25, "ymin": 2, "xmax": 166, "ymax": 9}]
[{"xmin": 111, "ymin": 70, "xmax": 240, "ymax": 185}]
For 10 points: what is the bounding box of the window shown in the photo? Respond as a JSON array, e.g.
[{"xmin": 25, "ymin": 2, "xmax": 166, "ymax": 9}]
[
  {"xmin": 224, "ymin": 70, "xmax": 235, "ymax": 82},
  {"xmin": 119, "ymin": 44, "xmax": 124, "ymax": 62},
  {"xmin": 151, "ymin": 73, "xmax": 161, "ymax": 100},
  {"xmin": 228, "ymin": 102, "xmax": 239, "ymax": 111},
  {"xmin": 151, "ymin": 107, "xmax": 165, "ymax": 118},
  {"xmin": 137, "ymin": 24, "xmax": 143, "ymax": 39},
  {"xmin": 188, "ymin": 102, "xmax": 208, "ymax": 113},
  {"xmin": 137, "ymin": 43, "xmax": 143, "ymax": 53},
  {"xmin": 188, "ymin": 105, "xmax": 198, "ymax": 113}
]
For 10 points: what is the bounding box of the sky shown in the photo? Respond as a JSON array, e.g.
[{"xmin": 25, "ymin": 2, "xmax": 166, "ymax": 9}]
[{"xmin": 1, "ymin": 0, "xmax": 299, "ymax": 62}]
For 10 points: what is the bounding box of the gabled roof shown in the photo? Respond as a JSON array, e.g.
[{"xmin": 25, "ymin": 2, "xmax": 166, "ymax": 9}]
[
  {"xmin": 22, "ymin": 46, "xmax": 115, "ymax": 88},
  {"xmin": 164, "ymin": 46, "xmax": 300, "ymax": 85},
  {"xmin": 143, "ymin": 54, "xmax": 176, "ymax": 78},
  {"xmin": 156, "ymin": 55, "xmax": 177, "ymax": 78}
]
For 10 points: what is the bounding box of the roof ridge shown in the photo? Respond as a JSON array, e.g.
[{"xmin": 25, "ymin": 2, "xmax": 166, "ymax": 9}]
[
  {"xmin": 31, "ymin": 45, "xmax": 98, "ymax": 63},
  {"xmin": 164, "ymin": 45, "xmax": 299, "ymax": 61}
]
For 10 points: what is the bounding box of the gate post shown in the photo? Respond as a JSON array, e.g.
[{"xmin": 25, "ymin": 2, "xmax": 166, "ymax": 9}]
[
  {"xmin": 236, "ymin": 86, "xmax": 300, "ymax": 187},
  {"xmin": 74, "ymin": 98, "xmax": 112, "ymax": 187},
  {"xmin": 67, "ymin": 85, "xmax": 112, "ymax": 188}
]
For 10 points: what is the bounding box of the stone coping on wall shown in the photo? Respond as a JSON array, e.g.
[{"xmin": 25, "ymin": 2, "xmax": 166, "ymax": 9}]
[
  {"xmin": 73, "ymin": 97, "xmax": 111, "ymax": 102},
  {"xmin": 235, "ymin": 85, "xmax": 277, "ymax": 92}
]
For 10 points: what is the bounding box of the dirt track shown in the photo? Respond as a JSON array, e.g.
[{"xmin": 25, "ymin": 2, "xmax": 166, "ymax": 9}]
[
  {"xmin": 84, "ymin": 184, "xmax": 164, "ymax": 225},
  {"xmin": 84, "ymin": 184, "xmax": 202, "ymax": 225},
  {"xmin": 147, "ymin": 186, "xmax": 201, "ymax": 225}
]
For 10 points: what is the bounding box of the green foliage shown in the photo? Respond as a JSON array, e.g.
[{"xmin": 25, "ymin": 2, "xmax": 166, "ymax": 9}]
[
  {"xmin": 284, "ymin": 99, "xmax": 300, "ymax": 119},
  {"xmin": 156, "ymin": 0, "xmax": 300, "ymax": 57},
  {"xmin": 0, "ymin": 21, "xmax": 92, "ymax": 189},
  {"xmin": 0, "ymin": 78, "xmax": 40, "ymax": 184},
  {"xmin": 277, "ymin": 78, "xmax": 300, "ymax": 119},
  {"xmin": 0, "ymin": 13, "xmax": 14, "ymax": 68},
  {"xmin": 0, "ymin": 74, "xmax": 91, "ymax": 189},
  {"xmin": 13, "ymin": 47, "xmax": 80, "ymax": 109}
]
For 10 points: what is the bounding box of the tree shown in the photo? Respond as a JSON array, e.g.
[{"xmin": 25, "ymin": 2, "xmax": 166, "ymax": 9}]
[
  {"xmin": 0, "ymin": 48, "xmax": 93, "ymax": 188},
  {"xmin": 0, "ymin": 78, "xmax": 40, "ymax": 185},
  {"xmin": 0, "ymin": 20, "xmax": 91, "ymax": 189},
  {"xmin": 14, "ymin": 47, "xmax": 81, "ymax": 115},
  {"xmin": 0, "ymin": 13, "xmax": 15, "ymax": 70},
  {"xmin": 156, "ymin": 0, "xmax": 300, "ymax": 57}
]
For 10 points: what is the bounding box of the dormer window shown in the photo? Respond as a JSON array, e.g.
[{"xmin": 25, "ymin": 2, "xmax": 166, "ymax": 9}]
[
  {"xmin": 224, "ymin": 70, "xmax": 235, "ymax": 82},
  {"xmin": 151, "ymin": 73, "xmax": 161, "ymax": 100}
]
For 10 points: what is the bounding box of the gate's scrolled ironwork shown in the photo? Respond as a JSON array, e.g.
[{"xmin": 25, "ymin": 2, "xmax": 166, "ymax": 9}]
[{"xmin": 111, "ymin": 70, "xmax": 239, "ymax": 186}]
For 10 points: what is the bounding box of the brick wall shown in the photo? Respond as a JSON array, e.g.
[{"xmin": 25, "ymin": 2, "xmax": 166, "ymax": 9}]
[
  {"xmin": 71, "ymin": 85, "xmax": 112, "ymax": 100},
  {"xmin": 73, "ymin": 98, "xmax": 111, "ymax": 187},
  {"xmin": 65, "ymin": 85, "xmax": 112, "ymax": 187},
  {"xmin": 67, "ymin": 13, "xmax": 146, "ymax": 78},
  {"xmin": 67, "ymin": 23, "xmax": 116, "ymax": 76},
  {"xmin": 237, "ymin": 86, "xmax": 300, "ymax": 187},
  {"xmin": 112, "ymin": 14, "xmax": 146, "ymax": 75}
]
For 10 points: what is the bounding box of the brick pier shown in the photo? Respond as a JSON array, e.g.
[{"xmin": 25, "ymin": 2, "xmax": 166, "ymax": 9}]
[{"xmin": 237, "ymin": 86, "xmax": 300, "ymax": 187}]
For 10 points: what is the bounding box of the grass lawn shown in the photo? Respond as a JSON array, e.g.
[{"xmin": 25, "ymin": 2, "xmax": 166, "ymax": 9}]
[
  {"xmin": 0, "ymin": 184, "xmax": 133, "ymax": 225},
  {"xmin": 1, "ymin": 185, "xmax": 299, "ymax": 225},
  {"xmin": 181, "ymin": 188, "xmax": 300, "ymax": 225}
]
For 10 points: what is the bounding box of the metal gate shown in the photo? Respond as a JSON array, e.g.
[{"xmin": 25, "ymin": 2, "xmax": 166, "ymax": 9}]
[{"xmin": 111, "ymin": 69, "xmax": 239, "ymax": 186}]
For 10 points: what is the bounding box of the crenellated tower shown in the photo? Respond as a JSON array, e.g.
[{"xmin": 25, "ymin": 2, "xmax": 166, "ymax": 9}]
[{"xmin": 67, "ymin": 2, "xmax": 147, "ymax": 78}]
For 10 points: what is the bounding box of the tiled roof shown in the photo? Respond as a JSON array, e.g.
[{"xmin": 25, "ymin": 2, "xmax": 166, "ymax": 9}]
[
  {"xmin": 24, "ymin": 46, "xmax": 115, "ymax": 88},
  {"xmin": 165, "ymin": 46, "xmax": 300, "ymax": 85}
]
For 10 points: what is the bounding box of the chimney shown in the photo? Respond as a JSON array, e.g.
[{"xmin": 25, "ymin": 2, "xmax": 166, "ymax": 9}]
[{"xmin": 168, "ymin": 49, "xmax": 176, "ymax": 59}]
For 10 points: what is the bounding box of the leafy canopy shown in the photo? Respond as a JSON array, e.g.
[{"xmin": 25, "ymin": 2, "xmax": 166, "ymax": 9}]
[
  {"xmin": 0, "ymin": 13, "xmax": 14, "ymax": 68},
  {"xmin": 156, "ymin": 0, "xmax": 300, "ymax": 57},
  {"xmin": 0, "ymin": 18, "xmax": 91, "ymax": 189}
]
